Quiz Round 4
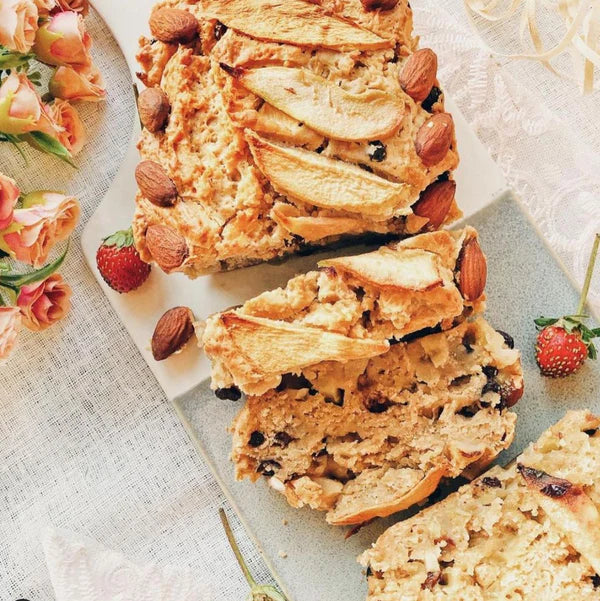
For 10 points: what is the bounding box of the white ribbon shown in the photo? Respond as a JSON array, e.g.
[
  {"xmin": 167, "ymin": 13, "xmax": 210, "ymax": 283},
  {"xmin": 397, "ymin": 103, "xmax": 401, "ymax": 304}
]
[{"xmin": 464, "ymin": 0, "xmax": 600, "ymax": 92}]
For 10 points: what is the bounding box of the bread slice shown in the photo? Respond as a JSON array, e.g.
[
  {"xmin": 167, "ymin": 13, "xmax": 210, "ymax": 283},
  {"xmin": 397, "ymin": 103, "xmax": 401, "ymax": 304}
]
[
  {"xmin": 133, "ymin": 0, "xmax": 459, "ymax": 276},
  {"xmin": 202, "ymin": 228, "xmax": 486, "ymax": 396},
  {"xmin": 229, "ymin": 318, "xmax": 522, "ymax": 525},
  {"xmin": 360, "ymin": 410, "xmax": 600, "ymax": 599}
]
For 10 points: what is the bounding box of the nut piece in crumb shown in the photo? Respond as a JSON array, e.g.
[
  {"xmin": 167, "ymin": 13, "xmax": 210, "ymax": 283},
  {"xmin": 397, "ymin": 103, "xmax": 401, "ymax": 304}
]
[
  {"xmin": 415, "ymin": 113, "xmax": 454, "ymax": 167},
  {"xmin": 458, "ymin": 238, "xmax": 487, "ymax": 301},
  {"xmin": 399, "ymin": 48, "xmax": 438, "ymax": 103},
  {"xmin": 135, "ymin": 160, "xmax": 178, "ymax": 207},
  {"xmin": 145, "ymin": 224, "xmax": 188, "ymax": 272},
  {"xmin": 412, "ymin": 179, "xmax": 455, "ymax": 230},
  {"xmin": 278, "ymin": 550, "xmax": 288, "ymax": 558},
  {"xmin": 137, "ymin": 87, "xmax": 170, "ymax": 133},
  {"xmin": 361, "ymin": 0, "xmax": 399, "ymax": 10},
  {"xmin": 152, "ymin": 306, "xmax": 195, "ymax": 361},
  {"xmin": 149, "ymin": 8, "xmax": 198, "ymax": 44}
]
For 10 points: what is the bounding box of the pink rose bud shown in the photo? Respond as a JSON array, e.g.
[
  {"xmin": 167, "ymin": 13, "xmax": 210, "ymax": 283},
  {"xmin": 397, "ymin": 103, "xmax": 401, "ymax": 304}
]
[
  {"xmin": 0, "ymin": 173, "xmax": 19, "ymax": 230},
  {"xmin": 0, "ymin": 306, "xmax": 21, "ymax": 362},
  {"xmin": 0, "ymin": 72, "xmax": 59, "ymax": 135},
  {"xmin": 18, "ymin": 273, "xmax": 71, "ymax": 331},
  {"xmin": 0, "ymin": 0, "xmax": 39, "ymax": 53},
  {"xmin": 33, "ymin": 0, "xmax": 55, "ymax": 14},
  {"xmin": 0, "ymin": 191, "xmax": 80, "ymax": 267},
  {"xmin": 33, "ymin": 10, "xmax": 91, "ymax": 68},
  {"xmin": 52, "ymin": 0, "xmax": 87, "ymax": 15},
  {"xmin": 48, "ymin": 99, "xmax": 86, "ymax": 155},
  {"xmin": 49, "ymin": 64, "xmax": 105, "ymax": 102}
]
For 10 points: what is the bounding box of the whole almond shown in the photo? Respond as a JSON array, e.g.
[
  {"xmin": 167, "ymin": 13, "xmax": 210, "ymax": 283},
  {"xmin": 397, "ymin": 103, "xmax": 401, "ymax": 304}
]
[
  {"xmin": 138, "ymin": 87, "xmax": 170, "ymax": 132},
  {"xmin": 149, "ymin": 8, "xmax": 198, "ymax": 44},
  {"xmin": 415, "ymin": 113, "xmax": 454, "ymax": 167},
  {"xmin": 135, "ymin": 160, "xmax": 178, "ymax": 207},
  {"xmin": 399, "ymin": 49, "xmax": 438, "ymax": 102},
  {"xmin": 413, "ymin": 179, "xmax": 455, "ymax": 229},
  {"xmin": 458, "ymin": 238, "xmax": 487, "ymax": 301},
  {"xmin": 361, "ymin": 0, "xmax": 398, "ymax": 9},
  {"xmin": 146, "ymin": 224, "xmax": 188, "ymax": 272},
  {"xmin": 152, "ymin": 306, "xmax": 195, "ymax": 361}
]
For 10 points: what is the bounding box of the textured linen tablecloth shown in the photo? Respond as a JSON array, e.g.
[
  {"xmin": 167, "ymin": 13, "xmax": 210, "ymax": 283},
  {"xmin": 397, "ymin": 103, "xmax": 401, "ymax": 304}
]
[{"xmin": 1, "ymin": 2, "xmax": 599, "ymax": 599}]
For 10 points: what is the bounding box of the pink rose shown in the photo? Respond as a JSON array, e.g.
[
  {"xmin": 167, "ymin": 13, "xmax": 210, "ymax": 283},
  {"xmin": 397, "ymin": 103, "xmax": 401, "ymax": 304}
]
[
  {"xmin": 48, "ymin": 99, "xmax": 86, "ymax": 155},
  {"xmin": 0, "ymin": 72, "xmax": 59, "ymax": 135},
  {"xmin": 18, "ymin": 273, "xmax": 71, "ymax": 331},
  {"xmin": 0, "ymin": 173, "xmax": 19, "ymax": 230},
  {"xmin": 49, "ymin": 64, "xmax": 105, "ymax": 102},
  {"xmin": 52, "ymin": 0, "xmax": 87, "ymax": 15},
  {"xmin": 0, "ymin": 306, "xmax": 21, "ymax": 361},
  {"xmin": 1, "ymin": 191, "xmax": 80, "ymax": 267},
  {"xmin": 32, "ymin": 11, "xmax": 91, "ymax": 68},
  {"xmin": 0, "ymin": 0, "xmax": 39, "ymax": 53}
]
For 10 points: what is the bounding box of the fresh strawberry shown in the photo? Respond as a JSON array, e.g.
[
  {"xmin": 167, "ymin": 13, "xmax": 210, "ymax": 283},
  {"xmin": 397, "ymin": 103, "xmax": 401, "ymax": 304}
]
[
  {"xmin": 96, "ymin": 227, "xmax": 150, "ymax": 293},
  {"xmin": 534, "ymin": 233, "xmax": 600, "ymax": 378}
]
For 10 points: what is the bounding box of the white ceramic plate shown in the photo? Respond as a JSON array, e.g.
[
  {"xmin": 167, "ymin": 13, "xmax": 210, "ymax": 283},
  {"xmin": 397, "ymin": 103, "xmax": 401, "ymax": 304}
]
[{"xmin": 82, "ymin": 0, "xmax": 508, "ymax": 400}]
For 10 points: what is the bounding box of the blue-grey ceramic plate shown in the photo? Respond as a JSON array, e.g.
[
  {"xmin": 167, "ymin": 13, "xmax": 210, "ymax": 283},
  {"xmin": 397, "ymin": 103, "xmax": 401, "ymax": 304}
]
[{"xmin": 174, "ymin": 192, "xmax": 600, "ymax": 601}]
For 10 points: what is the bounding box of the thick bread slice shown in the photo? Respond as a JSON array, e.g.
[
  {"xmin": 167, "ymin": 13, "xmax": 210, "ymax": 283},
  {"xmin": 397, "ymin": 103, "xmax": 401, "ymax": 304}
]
[
  {"xmin": 201, "ymin": 0, "xmax": 392, "ymax": 50},
  {"xmin": 230, "ymin": 318, "xmax": 522, "ymax": 524},
  {"xmin": 360, "ymin": 410, "xmax": 600, "ymax": 600},
  {"xmin": 202, "ymin": 228, "xmax": 486, "ymax": 395}
]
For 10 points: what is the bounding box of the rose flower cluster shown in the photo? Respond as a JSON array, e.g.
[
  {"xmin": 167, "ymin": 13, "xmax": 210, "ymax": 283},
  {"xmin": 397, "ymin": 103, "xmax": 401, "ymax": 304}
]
[
  {"xmin": 0, "ymin": 171, "xmax": 79, "ymax": 361},
  {"xmin": 0, "ymin": 0, "xmax": 104, "ymax": 162}
]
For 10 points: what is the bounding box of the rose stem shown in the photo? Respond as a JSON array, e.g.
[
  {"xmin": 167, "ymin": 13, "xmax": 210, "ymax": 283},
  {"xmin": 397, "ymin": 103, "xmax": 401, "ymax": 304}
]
[
  {"xmin": 219, "ymin": 507, "xmax": 256, "ymax": 588},
  {"xmin": 576, "ymin": 233, "xmax": 600, "ymax": 317}
]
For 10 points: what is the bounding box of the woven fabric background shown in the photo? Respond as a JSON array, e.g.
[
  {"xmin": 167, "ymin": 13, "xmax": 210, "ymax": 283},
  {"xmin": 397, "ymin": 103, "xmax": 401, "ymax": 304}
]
[{"xmin": 0, "ymin": 2, "xmax": 598, "ymax": 599}]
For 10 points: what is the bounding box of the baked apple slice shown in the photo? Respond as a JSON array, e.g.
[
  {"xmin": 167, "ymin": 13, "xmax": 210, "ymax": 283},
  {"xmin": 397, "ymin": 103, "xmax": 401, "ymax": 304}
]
[
  {"xmin": 209, "ymin": 312, "xmax": 389, "ymax": 395},
  {"xmin": 202, "ymin": 0, "xmax": 391, "ymax": 50},
  {"xmin": 229, "ymin": 66, "xmax": 403, "ymax": 142},
  {"xmin": 246, "ymin": 131, "xmax": 415, "ymax": 218}
]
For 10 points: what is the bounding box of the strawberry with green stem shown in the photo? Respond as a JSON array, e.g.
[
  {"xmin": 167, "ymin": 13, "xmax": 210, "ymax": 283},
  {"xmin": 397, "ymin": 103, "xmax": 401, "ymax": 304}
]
[
  {"xmin": 219, "ymin": 508, "xmax": 287, "ymax": 601},
  {"xmin": 96, "ymin": 227, "xmax": 151, "ymax": 294},
  {"xmin": 535, "ymin": 233, "xmax": 600, "ymax": 377}
]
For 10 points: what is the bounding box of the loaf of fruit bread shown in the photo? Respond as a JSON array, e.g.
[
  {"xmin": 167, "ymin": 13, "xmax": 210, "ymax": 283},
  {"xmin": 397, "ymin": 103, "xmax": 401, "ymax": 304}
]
[
  {"xmin": 132, "ymin": 0, "xmax": 460, "ymax": 276},
  {"xmin": 360, "ymin": 410, "xmax": 600, "ymax": 600},
  {"xmin": 202, "ymin": 228, "xmax": 487, "ymax": 396},
  {"xmin": 229, "ymin": 317, "xmax": 522, "ymax": 525}
]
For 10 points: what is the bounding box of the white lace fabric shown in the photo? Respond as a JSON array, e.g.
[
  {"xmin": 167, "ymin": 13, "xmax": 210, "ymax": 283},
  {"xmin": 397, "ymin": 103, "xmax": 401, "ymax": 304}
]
[
  {"xmin": 43, "ymin": 528, "xmax": 212, "ymax": 601},
  {"xmin": 0, "ymin": 3, "xmax": 598, "ymax": 600}
]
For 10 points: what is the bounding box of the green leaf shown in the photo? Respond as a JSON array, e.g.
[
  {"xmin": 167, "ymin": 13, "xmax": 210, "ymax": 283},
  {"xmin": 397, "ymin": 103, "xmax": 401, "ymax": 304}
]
[
  {"xmin": 588, "ymin": 343, "xmax": 597, "ymax": 361},
  {"xmin": 0, "ymin": 47, "xmax": 34, "ymax": 71},
  {"xmin": 0, "ymin": 240, "xmax": 69, "ymax": 289},
  {"xmin": 102, "ymin": 227, "xmax": 134, "ymax": 248},
  {"xmin": 21, "ymin": 131, "xmax": 76, "ymax": 168},
  {"xmin": 534, "ymin": 317, "xmax": 558, "ymax": 328},
  {"xmin": 591, "ymin": 328, "xmax": 600, "ymax": 337}
]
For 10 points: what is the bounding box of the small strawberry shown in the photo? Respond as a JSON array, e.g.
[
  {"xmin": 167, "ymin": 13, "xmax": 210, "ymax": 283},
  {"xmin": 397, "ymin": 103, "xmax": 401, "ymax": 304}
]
[
  {"xmin": 535, "ymin": 233, "xmax": 600, "ymax": 377},
  {"xmin": 96, "ymin": 227, "xmax": 151, "ymax": 293}
]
